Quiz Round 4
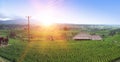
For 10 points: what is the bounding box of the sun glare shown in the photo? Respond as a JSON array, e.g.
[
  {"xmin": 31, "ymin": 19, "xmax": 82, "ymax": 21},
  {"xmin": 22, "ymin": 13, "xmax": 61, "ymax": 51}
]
[
  {"xmin": 29, "ymin": 0, "xmax": 65, "ymax": 26},
  {"xmin": 42, "ymin": 21, "xmax": 53, "ymax": 27},
  {"xmin": 36, "ymin": 9, "xmax": 55, "ymax": 27}
]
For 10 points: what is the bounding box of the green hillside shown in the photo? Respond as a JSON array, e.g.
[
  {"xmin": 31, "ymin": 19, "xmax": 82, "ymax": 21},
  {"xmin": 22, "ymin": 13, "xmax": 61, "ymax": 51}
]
[
  {"xmin": 0, "ymin": 37, "xmax": 120, "ymax": 62},
  {"xmin": 0, "ymin": 25, "xmax": 120, "ymax": 62}
]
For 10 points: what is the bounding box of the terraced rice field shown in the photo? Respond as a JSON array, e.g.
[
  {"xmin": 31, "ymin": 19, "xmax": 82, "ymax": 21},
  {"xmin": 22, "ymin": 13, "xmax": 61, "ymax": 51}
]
[{"xmin": 0, "ymin": 38, "xmax": 120, "ymax": 62}]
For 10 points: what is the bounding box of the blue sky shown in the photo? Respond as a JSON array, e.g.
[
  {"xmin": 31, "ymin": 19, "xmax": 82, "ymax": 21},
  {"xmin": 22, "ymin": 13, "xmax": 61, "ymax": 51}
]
[{"xmin": 0, "ymin": 0, "xmax": 120, "ymax": 24}]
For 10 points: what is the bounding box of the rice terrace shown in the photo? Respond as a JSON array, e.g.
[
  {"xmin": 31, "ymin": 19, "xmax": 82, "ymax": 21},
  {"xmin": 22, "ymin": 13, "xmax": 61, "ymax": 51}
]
[
  {"xmin": 1, "ymin": 0, "xmax": 120, "ymax": 62},
  {"xmin": 0, "ymin": 24, "xmax": 120, "ymax": 62}
]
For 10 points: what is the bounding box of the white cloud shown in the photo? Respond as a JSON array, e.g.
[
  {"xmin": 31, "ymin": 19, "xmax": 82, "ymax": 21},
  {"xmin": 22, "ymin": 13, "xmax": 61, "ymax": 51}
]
[{"xmin": 0, "ymin": 18, "xmax": 13, "ymax": 21}]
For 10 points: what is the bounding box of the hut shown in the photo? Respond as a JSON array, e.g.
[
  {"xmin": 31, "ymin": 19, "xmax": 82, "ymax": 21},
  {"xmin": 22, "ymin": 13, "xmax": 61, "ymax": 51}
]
[
  {"xmin": 73, "ymin": 33, "xmax": 91, "ymax": 40},
  {"xmin": 73, "ymin": 33, "xmax": 102, "ymax": 41},
  {"xmin": 0, "ymin": 36, "xmax": 9, "ymax": 46}
]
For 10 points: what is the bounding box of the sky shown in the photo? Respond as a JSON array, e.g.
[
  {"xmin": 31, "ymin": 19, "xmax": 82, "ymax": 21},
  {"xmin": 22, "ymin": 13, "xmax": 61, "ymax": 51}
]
[{"xmin": 0, "ymin": 0, "xmax": 120, "ymax": 24}]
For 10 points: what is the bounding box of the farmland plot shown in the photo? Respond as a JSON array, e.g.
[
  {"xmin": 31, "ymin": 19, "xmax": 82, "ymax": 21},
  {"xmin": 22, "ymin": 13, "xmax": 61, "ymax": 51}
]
[{"xmin": 0, "ymin": 39, "xmax": 120, "ymax": 62}]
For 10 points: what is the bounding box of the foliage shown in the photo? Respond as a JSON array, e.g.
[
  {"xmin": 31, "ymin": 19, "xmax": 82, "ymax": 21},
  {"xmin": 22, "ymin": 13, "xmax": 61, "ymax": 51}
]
[
  {"xmin": 0, "ymin": 38, "xmax": 120, "ymax": 62},
  {"xmin": 0, "ymin": 24, "xmax": 120, "ymax": 62}
]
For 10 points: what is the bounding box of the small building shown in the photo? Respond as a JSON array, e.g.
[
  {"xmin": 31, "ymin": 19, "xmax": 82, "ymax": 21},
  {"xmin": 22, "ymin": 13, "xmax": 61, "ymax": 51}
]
[
  {"xmin": 73, "ymin": 33, "xmax": 91, "ymax": 40},
  {"xmin": 73, "ymin": 33, "xmax": 102, "ymax": 41},
  {"xmin": 0, "ymin": 37, "xmax": 9, "ymax": 46}
]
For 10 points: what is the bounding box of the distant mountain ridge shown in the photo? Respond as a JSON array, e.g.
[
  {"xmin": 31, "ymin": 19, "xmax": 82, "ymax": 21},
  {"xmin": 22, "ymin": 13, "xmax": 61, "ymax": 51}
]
[
  {"xmin": 0, "ymin": 14, "xmax": 27, "ymax": 24},
  {"xmin": 0, "ymin": 19, "xmax": 27, "ymax": 24}
]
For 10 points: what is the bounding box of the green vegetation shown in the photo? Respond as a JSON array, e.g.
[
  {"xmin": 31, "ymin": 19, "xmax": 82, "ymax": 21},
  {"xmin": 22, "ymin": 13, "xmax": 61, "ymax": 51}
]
[
  {"xmin": 0, "ymin": 36, "xmax": 120, "ymax": 62},
  {"xmin": 0, "ymin": 24, "xmax": 120, "ymax": 62}
]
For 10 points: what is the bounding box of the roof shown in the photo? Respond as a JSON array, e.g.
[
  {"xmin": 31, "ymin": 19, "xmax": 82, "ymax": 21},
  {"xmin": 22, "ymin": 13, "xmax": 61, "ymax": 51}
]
[
  {"xmin": 73, "ymin": 33, "xmax": 91, "ymax": 40},
  {"xmin": 73, "ymin": 33, "xmax": 102, "ymax": 40}
]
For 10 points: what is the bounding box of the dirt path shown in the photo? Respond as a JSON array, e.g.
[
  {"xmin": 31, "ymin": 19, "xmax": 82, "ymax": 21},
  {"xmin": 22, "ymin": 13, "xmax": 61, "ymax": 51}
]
[
  {"xmin": 0, "ymin": 57, "xmax": 10, "ymax": 62},
  {"xmin": 115, "ymin": 59, "xmax": 120, "ymax": 62}
]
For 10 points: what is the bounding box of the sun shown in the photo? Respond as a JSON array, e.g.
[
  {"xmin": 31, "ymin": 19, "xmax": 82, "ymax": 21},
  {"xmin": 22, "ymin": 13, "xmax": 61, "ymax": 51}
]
[{"xmin": 37, "ymin": 9, "xmax": 55, "ymax": 26}]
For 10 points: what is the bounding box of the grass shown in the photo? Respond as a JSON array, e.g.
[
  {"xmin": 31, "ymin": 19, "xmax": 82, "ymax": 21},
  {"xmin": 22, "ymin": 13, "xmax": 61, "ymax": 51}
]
[
  {"xmin": 0, "ymin": 38, "xmax": 120, "ymax": 62},
  {"xmin": 0, "ymin": 29, "xmax": 120, "ymax": 62}
]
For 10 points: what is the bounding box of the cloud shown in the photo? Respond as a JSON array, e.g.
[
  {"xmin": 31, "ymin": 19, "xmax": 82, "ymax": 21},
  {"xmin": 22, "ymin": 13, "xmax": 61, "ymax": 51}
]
[
  {"xmin": 0, "ymin": 18, "xmax": 13, "ymax": 21},
  {"xmin": 0, "ymin": 13, "xmax": 13, "ymax": 21}
]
